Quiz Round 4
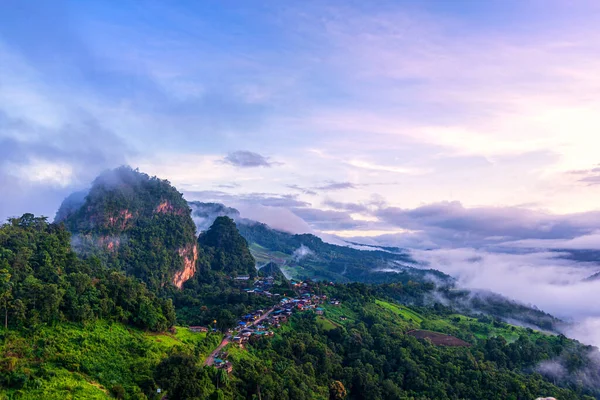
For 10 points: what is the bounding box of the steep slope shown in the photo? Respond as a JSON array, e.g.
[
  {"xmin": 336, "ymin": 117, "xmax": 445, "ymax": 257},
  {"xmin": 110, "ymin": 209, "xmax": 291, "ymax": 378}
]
[
  {"xmin": 197, "ymin": 216, "xmax": 256, "ymax": 278},
  {"xmin": 56, "ymin": 166, "xmax": 198, "ymax": 290}
]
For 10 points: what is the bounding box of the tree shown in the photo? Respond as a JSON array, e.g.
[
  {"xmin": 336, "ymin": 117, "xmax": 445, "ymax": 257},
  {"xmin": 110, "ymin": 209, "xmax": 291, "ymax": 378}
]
[
  {"xmin": 0, "ymin": 268, "xmax": 12, "ymax": 329},
  {"xmin": 155, "ymin": 354, "xmax": 214, "ymax": 399},
  {"xmin": 329, "ymin": 380, "xmax": 347, "ymax": 400}
]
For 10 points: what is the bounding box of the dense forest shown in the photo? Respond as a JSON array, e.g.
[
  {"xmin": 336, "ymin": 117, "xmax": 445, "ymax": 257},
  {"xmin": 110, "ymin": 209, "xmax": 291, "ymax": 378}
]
[
  {"xmin": 1, "ymin": 168, "xmax": 600, "ymax": 399},
  {"xmin": 225, "ymin": 285, "xmax": 600, "ymax": 400},
  {"xmin": 0, "ymin": 214, "xmax": 175, "ymax": 332}
]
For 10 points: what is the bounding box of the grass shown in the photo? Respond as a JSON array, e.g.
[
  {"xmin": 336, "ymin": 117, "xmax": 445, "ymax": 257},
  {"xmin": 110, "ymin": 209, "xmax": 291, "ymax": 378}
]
[
  {"xmin": 369, "ymin": 300, "xmax": 547, "ymax": 346},
  {"xmin": 249, "ymin": 244, "xmax": 290, "ymax": 264},
  {"xmin": 0, "ymin": 369, "xmax": 110, "ymax": 400},
  {"xmin": 316, "ymin": 316, "xmax": 340, "ymax": 332},
  {"xmin": 321, "ymin": 303, "xmax": 358, "ymax": 325},
  {"xmin": 375, "ymin": 300, "xmax": 424, "ymax": 324},
  {"xmin": 0, "ymin": 322, "xmax": 222, "ymax": 399}
]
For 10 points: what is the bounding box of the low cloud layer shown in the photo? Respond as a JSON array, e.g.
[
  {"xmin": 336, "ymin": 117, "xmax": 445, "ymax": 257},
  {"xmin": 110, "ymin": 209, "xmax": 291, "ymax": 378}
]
[
  {"xmin": 403, "ymin": 247, "xmax": 600, "ymax": 346},
  {"xmin": 314, "ymin": 181, "xmax": 357, "ymax": 191}
]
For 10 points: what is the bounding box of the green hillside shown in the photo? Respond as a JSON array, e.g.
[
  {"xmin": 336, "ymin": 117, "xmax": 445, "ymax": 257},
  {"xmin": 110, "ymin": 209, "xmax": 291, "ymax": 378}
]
[
  {"xmin": 220, "ymin": 282, "xmax": 598, "ymax": 400},
  {"xmin": 0, "ymin": 321, "xmax": 221, "ymax": 399},
  {"xmin": 238, "ymin": 221, "xmax": 450, "ymax": 284}
]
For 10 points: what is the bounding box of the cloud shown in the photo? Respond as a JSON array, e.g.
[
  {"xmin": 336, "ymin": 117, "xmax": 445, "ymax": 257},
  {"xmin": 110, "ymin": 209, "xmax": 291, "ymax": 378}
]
[
  {"xmin": 407, "ymin": 247, "xmax": 600, "ymax": 331},
  {"xmin": 0, "ymin": 111, "xmax": 132, "ymax": 221},
  {"xmin": 508, "ymin": 232, "xmax": 600, "ymax": 250},
  {"xmin": 314, "ymin": 181, "xmax": 357, "ymax": 191},
  {"xmin": 289, "ymin": 207, "xmax": 375, "ymax": 231},
  {"xmin": 184, "ymin": 190, "xmax": 310, "ymax": 209},
  {"xmin": 215, "ymin": 183, "xmax": 241, "ymax": 189},
  {"xmin": 236, "ymin": 204, "xmax": 314, "ymax": 234},
  {"xmin": 322, "ymin": 200, "xmax": 369, "ymax": 214},
  {"xmin": 221, "ymin": 150, "xmax": 275, "ymax": 168},
  {"xmin": 286, "ymin": 184, "xmax": 317, "ymax": 196},
  {"xmin": 375, "ymin": 201, "xmax": 600, "ymax": 248},
  {"xmin": 292, "ymin": 244, "xmax": 314, "ymax": 261}
]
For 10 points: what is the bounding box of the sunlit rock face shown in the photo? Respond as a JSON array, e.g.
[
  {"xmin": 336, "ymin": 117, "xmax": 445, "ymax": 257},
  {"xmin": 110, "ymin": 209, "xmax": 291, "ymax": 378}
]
[{"xmin": 173, "ymin": 244, "xmax": 198, "ymax": 289}]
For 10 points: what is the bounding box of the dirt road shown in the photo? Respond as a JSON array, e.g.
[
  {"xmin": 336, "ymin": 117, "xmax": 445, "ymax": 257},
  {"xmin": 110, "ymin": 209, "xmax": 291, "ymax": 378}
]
[
  {"xmin": 249, "ymin": 307, "xmax": 274, "ymax": 327},
  {"xmin": 204, "ymin": 337, "xmax": 230, "ymax": 366}
]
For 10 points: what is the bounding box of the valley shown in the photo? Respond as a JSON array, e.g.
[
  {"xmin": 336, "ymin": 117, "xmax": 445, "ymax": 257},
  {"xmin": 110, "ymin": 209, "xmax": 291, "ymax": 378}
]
[{"xmin": 0, "ymin": 167, "xmax": 599, "ymax": 399}]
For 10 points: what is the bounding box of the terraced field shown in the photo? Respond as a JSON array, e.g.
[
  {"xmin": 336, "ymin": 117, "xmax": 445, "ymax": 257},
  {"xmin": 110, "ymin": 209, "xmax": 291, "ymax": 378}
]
[
  {"xmin": 375, "ymin": 299, "xmax": 424, "ymax": 323},
  {"xmin": 407, "ymin": 330, "xmax": 471, "ymax": 347}
]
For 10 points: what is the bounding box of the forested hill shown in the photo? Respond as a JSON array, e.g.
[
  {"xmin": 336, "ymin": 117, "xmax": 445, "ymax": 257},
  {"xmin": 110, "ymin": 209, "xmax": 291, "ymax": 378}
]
[
  {"xmin": 196, "ymin": 216, "xmax": 256, "ymax": 279},
  {"xmin": 240, "ymin": 220, "xmax": 448, "ymax": 283},
  {"xmin": 55, "ymin": 166, "xmax": 198, "ymax": 290}
]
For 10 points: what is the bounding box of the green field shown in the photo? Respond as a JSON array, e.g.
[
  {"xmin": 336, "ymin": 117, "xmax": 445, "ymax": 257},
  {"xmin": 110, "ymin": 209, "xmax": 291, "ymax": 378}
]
[
  {"xmin": 249, "ymin": 243, "xmax": 290, "ymax": 265},
  {"xmin": 375, "ymin": 300, "xmax": 424, "ymax": 324},
  {"xmin": 369, "ymin": 300, "xmax": 554, "ymax": 346},
  {"xmin": 316, "ymin": 316, "xmax": 341, "ymax": 332}
]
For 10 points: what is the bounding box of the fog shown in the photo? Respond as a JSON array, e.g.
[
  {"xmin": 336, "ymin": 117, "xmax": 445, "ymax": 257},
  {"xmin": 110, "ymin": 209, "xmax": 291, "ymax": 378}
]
[{"xmin": 407, "ymin": 247, "xmax": 600, "ymax": 346}]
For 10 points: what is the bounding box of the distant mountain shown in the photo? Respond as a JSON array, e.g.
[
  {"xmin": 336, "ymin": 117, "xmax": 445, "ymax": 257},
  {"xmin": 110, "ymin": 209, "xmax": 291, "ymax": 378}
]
[
  {"xmin": 189, "ymin": 201, "xmax": 240, "ymax": 233},
  {"xmin": 585, "ymin": 271, "xmax": 600, "ymax": 282},
  {"xmin": 56, "ymin": 166, "xmax": 198, "ymax": 290},
  {"xmin": 237, "ymin": 220, "xmax": 449, "ymax": 284},
  {"xmin": 186, "ymin": 201, "xmax": 452, "ymax": 285}
]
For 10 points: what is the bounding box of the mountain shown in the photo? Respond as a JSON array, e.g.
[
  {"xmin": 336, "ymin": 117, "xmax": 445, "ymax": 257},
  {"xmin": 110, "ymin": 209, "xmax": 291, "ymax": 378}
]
[
  {"xmin": 257, "ymin": 261, "xmax": 286, "ymax": 281},
  {"xmin": 585, "ymin": 270, "xmax": 600, "ymax": 281},
  {"xmin": 239, "ymin": 220, "xmax": 451, "ymax": 284},
  {"xmin": 56, "ymin": 166, "xmax": 198, "ymax": 290},
  {"xmin": 196, "ymin": 216, "xmax": 256, "ymax": 278},
  {"xmin": 186, "ymin": 201, "xmax": 452, "ymax": 285}
]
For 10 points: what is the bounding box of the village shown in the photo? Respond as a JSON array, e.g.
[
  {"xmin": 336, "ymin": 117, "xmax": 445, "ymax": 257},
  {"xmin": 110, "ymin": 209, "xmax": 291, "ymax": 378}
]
[{"xmin": 201, "ymin": 276, "xmax": 341, "ymax": 374}]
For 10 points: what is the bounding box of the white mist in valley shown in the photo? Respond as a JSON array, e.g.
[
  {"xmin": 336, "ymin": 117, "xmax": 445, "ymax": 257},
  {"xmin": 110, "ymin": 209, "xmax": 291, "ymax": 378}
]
[{"xmin": 409, "ymin": 247, "xmax": 600, "ymax": 347}]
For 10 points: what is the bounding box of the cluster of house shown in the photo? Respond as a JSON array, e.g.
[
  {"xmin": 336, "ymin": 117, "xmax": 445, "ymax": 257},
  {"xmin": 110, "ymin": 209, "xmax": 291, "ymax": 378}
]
[
  {"xmin": 232, "ymin": 328, "xmax": 275, "ymax": 343},
  {"xmin": 243, "ymin": 276, "xmax": 278, "ymax": 297},
  {"xmin": 212, "ymin": 351, "xmax": 233, "ymax": 373},
  {"xmin": 202, "ymin": 279, "xmax": 344, "ymax": 372},
  {"xmin": 279, "ymin": 293, "xmax": 328, "ymax": 314}
]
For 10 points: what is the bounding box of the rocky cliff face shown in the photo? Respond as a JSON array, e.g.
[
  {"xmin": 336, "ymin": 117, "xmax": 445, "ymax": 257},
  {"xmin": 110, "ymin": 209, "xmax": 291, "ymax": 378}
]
[
  {"xmin": 173, "ymin": 244, "xmax": 199, "ymax": 289},
  {"xmin": 57, "ymin": 166, "xmax": 199, "ymax": 290}
]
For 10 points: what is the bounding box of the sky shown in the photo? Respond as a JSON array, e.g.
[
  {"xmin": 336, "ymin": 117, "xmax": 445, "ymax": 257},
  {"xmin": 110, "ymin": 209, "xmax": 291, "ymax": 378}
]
[{"xmin": 3, "ymin": 0, "xmax": 600, "ymax": 343}]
